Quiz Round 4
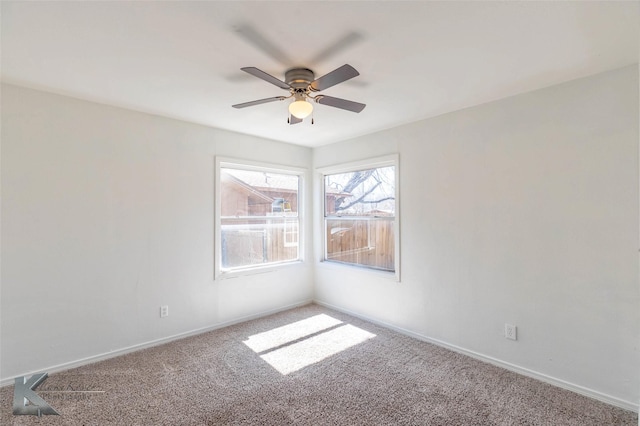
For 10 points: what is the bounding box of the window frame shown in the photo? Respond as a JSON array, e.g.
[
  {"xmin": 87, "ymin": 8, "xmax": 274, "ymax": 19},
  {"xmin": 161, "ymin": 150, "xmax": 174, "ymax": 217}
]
[
  {"xmin": 317, "ymin": 154, "xmax": 400, "ymax": 282},
  {"xmin": 215, "ymin": 157, "xmax": 305, "ymax": 279}
]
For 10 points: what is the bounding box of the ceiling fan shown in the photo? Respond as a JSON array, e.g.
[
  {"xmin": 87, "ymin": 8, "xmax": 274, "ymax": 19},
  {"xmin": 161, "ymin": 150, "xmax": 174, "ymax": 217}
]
[{"xmin": 232, "ymin": 64, "xmax": 366, "ymax": 124}]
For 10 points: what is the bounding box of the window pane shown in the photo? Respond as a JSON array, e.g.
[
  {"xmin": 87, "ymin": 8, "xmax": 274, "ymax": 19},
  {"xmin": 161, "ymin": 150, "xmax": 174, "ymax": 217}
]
[
  {"xmin": 325, "ymin": 166, "xmax": 395, "ymax": 216},
  {"xmin": 218, "ymin": 165, "xmax": 301, "ymax": 274},
  {"xmin": 221, "ymin": 219, "xmax": 298, "ymax": 270},
  {"xmin": 325, "ymin": 219, "xmax": 394, "ymax": 272},
  {"xmin": 221, "ymin": 168, "xmax": 298, "ymax": 217}
]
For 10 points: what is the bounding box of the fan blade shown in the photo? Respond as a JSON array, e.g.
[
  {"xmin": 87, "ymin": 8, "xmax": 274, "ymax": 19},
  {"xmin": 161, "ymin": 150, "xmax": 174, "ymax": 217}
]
[
  {"xmin": 241, "ymin": 67, "xmax": 291, "ymax": 90},
  {"xmin": 289, "ymin": 115, "xmax": 302, "ymax": 125},
  {"xmin": 310, "ymin": 64, "xmax": 360, "ymax": 92},
  {"xmin": 315, "ymin": 95, "xmax": 366, "ymax": 113},
  {"xmin": 232, "ymin": 96, "xmax": 286, "ymax": 109},
  {"xmin": 233, "ymin": 24, "xmax": 293, "ymax": 67},
  {"xmin": 309, "ymin": 32, "xmax": 363, "ymax": 66}
]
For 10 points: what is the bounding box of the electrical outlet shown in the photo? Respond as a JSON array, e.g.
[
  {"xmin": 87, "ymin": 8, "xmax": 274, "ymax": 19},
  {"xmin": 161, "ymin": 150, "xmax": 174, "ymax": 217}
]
[
  {"xmin": 505, "ymin": 323, "xmax": 517, "ymax": 341},
  {"xmin": 160, "ymin": 305, "xmax": 169, "ymax": 318}
]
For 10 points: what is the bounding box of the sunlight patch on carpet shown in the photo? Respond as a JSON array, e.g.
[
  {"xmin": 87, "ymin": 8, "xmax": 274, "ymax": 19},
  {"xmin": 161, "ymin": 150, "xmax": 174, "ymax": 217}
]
[
  {"xmin": 244, "ymin": 317, "xmax": 376, "ymax": 375},
  {"xmin": 243, "ymin": 314, "xmax": 343, "ymax": 353}
]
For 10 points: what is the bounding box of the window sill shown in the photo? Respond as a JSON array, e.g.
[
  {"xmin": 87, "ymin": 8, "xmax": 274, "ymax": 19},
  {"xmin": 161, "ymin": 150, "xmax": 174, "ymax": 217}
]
[
  {"xmin": 216, "ymin": 260, "xmax": 304, "ymax": 280},
  {"xmin": 317, "ymin": 260, "xmax": 400, "ymax": 283}
]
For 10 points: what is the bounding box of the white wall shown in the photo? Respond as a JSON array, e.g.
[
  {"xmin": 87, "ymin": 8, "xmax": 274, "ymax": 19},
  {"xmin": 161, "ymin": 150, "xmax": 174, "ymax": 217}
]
[
  {"xmin": 1, "ymin": 65, "xmax": 638, "ymax": 412},
  {"xmin": 0, "ymin": 84, "xmax": 313, "ymax": 382},
  {"xmin": 314, "ymin": 65, "xmax": 639, "ymax": 409}
]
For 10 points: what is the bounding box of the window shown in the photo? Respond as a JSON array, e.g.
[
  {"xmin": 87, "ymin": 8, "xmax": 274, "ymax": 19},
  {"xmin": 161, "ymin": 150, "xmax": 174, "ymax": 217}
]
[
  {"xmin": 321, "ymin": 155, "xmax": 398, "ymax": 277},
  {"xmin": 216, "ymin": 158, "xmax": 303, "ymax": 277}
]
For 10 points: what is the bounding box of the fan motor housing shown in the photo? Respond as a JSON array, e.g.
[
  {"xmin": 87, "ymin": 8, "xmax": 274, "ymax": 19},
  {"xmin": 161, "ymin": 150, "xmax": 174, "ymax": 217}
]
[{"xmin": 285, "ymin": 68, "xmax": 314, "ymax": 89}]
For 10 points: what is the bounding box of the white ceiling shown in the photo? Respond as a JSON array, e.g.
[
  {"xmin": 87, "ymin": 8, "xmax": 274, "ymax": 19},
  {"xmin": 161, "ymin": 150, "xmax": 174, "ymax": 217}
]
[{"xmin": 2, "ymin": 1, "xmax": 638, "ymax": 148}]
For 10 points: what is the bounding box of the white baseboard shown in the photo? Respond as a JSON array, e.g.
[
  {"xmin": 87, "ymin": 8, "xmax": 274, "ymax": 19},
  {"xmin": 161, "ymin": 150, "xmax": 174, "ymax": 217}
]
[
  {"xmin": 314, "ymin": 300, "xmax": 639, "ymax": 413},
  {"xmin": 0, "ymin": 299, "xmax": 313, "ymax": 388}
]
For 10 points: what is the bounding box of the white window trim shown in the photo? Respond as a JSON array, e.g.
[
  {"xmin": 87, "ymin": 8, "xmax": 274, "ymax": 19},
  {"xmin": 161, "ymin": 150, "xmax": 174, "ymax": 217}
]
[
  {"xmin": 317, "ymin": 154, "xmax": 400, "ymax": 282},
  {"xmin": 215, "ymin": 156, "xmax": 306, "ymax": 280}
]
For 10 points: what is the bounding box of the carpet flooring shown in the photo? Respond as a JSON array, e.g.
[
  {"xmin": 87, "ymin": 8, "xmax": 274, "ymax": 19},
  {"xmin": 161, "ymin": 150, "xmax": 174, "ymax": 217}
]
[{"xmin": 0, "ymin": 304, "xmax": 637, "ymax": 425}]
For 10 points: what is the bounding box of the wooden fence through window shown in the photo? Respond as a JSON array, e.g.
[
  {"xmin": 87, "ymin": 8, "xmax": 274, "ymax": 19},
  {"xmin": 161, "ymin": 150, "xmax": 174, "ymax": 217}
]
[
  {"xmin": 221, "ymin": 219, "xmax": 298, "ymax": 269},
  {"xmin": 325, "ymin": 219, "xmax": 394, "ymax": 271}
]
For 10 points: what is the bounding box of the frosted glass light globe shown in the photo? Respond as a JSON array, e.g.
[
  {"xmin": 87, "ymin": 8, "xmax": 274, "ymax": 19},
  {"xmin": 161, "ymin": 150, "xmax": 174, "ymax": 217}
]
[{"xmin": 289, "ymin": 100, "xmax": 313, "ymax": 119}]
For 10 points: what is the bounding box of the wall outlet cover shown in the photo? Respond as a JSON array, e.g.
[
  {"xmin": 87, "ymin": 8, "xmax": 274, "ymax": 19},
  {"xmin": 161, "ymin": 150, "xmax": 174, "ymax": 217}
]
[{"xmin": 505, "ymin": 323, "xmax": 517, "ymax": 340}]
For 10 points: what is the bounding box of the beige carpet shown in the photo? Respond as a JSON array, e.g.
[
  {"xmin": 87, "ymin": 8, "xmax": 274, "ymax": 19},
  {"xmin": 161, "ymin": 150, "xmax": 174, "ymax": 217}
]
[{"xmin": 1, "ymin": 304, "xmax": 637, "ymax": 425}]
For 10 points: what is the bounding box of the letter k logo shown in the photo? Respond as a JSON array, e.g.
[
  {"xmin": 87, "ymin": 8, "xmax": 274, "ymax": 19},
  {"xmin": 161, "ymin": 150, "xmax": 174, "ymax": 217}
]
[{"xmin": 13, "ymin": 373, "xmax": 59, "ymax": 416}]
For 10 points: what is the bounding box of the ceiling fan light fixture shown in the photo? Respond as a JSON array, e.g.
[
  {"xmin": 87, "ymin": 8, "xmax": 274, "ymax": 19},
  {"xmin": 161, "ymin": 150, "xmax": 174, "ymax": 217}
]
[
  {"xmin": 289, "ymin": 99, "xmax": 313, "ymax": 119},
  {"xmin": 233, "ymin": 64, "xmax": 365, "ymax": 119}
]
